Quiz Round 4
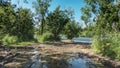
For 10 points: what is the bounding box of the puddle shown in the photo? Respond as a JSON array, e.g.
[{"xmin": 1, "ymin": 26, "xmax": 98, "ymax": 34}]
[
  {"xmin": 68, "ymin": 57, "xmax": 94, "ymax": 68},
  {"xmin": 22, "ymin": 48, "xmax": 105, "ymax": 68}
]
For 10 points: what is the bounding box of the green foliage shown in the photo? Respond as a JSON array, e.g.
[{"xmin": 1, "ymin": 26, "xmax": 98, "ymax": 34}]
[
  {"xmin": 81, "ymin": 31, "xmax": 93, "ymax": 37},
  {"xmin": 81, "ymin": 6, "xmax": 91, "ymax": 27},
  {"xmin": 33, "ymin": 0, "xmax": 52, "ymax": 35},
  {"xmin": 108, "ymin": 33, "xmax": 120, "ymax": 60},
  {"xmin": 83, "ymin": 0, "xmax": 120, "ymax": 32},
  {"xmin": 2, "ymin": 34, "xmax": 18, "ymax": 45},
  {"xmin": 82, "ymin": 0, "xmax": 120, "ymax": 60},
  {"xmin": 92, "ymin": 33, "xmax": 120, "ymax": 60},
  {"xmin": 92, "ymin": 36, "xmax": 106, "ymax": 54},
  {"xmin": 16, "ymin": 41, "xmax": 34, "ymax": 46},
  {"xmin": 0, "ymin": 2, "xmax": 34, "ymax": 42},
  {"xmin": 41, "ymin": 32, "xmax": 53, "ymax": 42},
  {"xmin": 36, "ymin": 35, "xmax": 42, "ymax": 42},
  {"xmin": 45, "ymin": 6, "xmax": 69, "ymax": 40},
  {"xmin": 0, "ymin": 2, "xmax": 15, "ymax": 34},
  {"xmin": 14, "ymin": 8, "xmax": 34, "ymax": 41},
  {"xmin": 37, "ymin": 32, "xmax": 55, "ymax": 43},
  {"xmin": 63, "ymin": 20, "xmax": 82, "ymax": 39},
  {"xmin": 80, "ymin": 25, "xmax": 97, "ymax": 37}
]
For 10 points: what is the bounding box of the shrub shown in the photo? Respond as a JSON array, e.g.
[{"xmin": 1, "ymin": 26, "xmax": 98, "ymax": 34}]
[
  {"xmin": 92, "ymin": 36, "xmax": 102, "ymax": 53},
  {"xmin": 2, "ymin": 34, "xmax": 18, "ymax": 45},
  {"xmin": 92, "ymin": 33, "xmax": 120, "ymax": 60},
  {"xmin": 80, "ymin": 30, "xmax": 96, "ymax": 37},
  {"xmin": 37, "ymin": 32, "xmax": 55, "ymax": 43},
  {"xmin": 37, "ymin": 35, "xmax": 42, "ymax": 42},
  {"xmin": 41, "ymin": 32, "xmax": 56, "ymax": 42},
  {"xmin": 109, "ymin": 33, "xmax": 120, "ymax": 60}
]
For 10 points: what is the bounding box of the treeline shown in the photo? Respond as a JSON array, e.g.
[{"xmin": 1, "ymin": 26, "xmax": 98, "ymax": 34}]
[
  {"xmin": 0, "ymin": 0, "xmax": 34, "ymax": 45},
  {"xmin": 33, "ymin": 0, "xmax": 82, "ymax": 42},
  {"xmin": 81, "ymin": 0, "xmax": 120, "ymax": 60},
  {"xmin": 0, "ymin": 0, "xmax": 82, "ymax": 45}
]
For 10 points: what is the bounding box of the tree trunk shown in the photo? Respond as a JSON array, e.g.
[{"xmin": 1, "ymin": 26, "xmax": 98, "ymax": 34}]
[{"xmin": 41, "ymin": 15, "xmax": 45, "ymax": 35}]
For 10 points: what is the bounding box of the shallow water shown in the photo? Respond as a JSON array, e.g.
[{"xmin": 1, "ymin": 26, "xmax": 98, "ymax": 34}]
[
  {"xmin": 72, "ymin": 37, "xmax": 92, "ymax": 43},
  {"xmin": 22, "ymin": 49, "xmax": 105, "ymax": 68},
  {"xmin": 68, "ymin": 58, "xmax": 87, "ymax": 68}
]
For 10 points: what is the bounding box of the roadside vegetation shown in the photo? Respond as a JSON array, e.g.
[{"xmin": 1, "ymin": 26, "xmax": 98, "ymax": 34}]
[
  {"xmin": 82, "ymin": 0, "xmax": 120, "ymax": 60},
  {"xmin": 0, "ymin": 0, "xmax": 120, "ymax": 61}
]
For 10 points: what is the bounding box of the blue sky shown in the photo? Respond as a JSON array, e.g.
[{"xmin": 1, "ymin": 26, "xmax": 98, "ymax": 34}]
[
  {"xmin": 49, "ymin": 0, "xmax": 86, "ymax": 22},
  {"xmin": 11, "ymin": 0, "xmax": 86, "ymax": 26}
]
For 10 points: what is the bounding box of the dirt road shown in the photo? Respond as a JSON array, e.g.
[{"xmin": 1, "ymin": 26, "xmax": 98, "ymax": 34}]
[{"xmin": 0, "ymin": 43, "xmax": 120, "ymax": 68}]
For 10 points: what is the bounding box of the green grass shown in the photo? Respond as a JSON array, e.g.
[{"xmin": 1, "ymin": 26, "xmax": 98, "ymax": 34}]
[
  {"xmin": 1, "ymin": 34, "xmax": 36, "ymax": 47},
  {"xmin": 36, "ymin": 32, "xmax": 56, "ymax": 43},
  {"xmin": 10, "ymin": 41, "xmax": 35, "ymax": 47}
]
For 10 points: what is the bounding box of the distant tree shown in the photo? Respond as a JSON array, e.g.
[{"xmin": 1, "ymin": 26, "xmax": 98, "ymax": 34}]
[
  {"xmin": 63, "ymin": 20, "xmax": 82, "ymax": 39},
  {"xmin": 33, "ymin": 0, "xmax": 51, "ymax": 35},
  {"xmin": 0, "ymin": 2, "xmax": 34, "ymax": 41},
  {"xmin": 45, "ymin": 6, "xmax": 69, "ymax": 40},
  {"xmin": 14, "ymin": 8, "xmax": 34, "ymax": 41}
]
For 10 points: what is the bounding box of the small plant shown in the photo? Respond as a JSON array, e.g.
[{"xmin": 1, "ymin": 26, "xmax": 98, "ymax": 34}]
[
  {"xmin": 2, "ymin": 34, "xmax": 18, "ymax": 45},
  {"xmin": 92, "ymin": 36, "xmax": 103, "ymax": 53}
]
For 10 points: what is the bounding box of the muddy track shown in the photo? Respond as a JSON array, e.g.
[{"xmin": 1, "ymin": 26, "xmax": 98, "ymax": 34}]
[{"xmin": 0, "ymin": 43, "xmax": 120, "ymax": 68}]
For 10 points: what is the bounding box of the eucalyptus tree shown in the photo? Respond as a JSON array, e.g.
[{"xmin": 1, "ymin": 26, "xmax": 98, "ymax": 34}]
[{"xmin": 33, "ymin": 0, "xmax": 51, "ymax": 35}]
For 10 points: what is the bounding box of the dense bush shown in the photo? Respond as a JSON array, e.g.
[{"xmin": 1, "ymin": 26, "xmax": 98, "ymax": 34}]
[
  {"xmin": 2, "ymin": 34, "xmax": 18, "ymax": 45},
  {"xmin": 109, "ymin": 34, "xmax": 120, "ymax": 60},
  {"xmin": 92, "ymin": 33, "xmax": 120, "ymax": 60},
  {"xmin": 37, "ymin": 32, "xmax": 56, "ymax": 43}
]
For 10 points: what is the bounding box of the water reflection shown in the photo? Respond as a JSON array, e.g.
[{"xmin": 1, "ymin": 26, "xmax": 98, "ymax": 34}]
[
  {"xmin": 22, "ymin": 49, "xmax": 98, "ymax": 68},
  {"xmin": 40, "ymin": 55, "xmax": 96, "ymax": 68},
  {"xmin": 28, "ymin": 54, "xmax": 96, "ymax": 68},
  {"xmin": 68, "ymin": 58, "xmax": 87, "ymax": 68},
  {"xmin": 46, "ymin": 58, "xmax": 68, "ymax": 68}
]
